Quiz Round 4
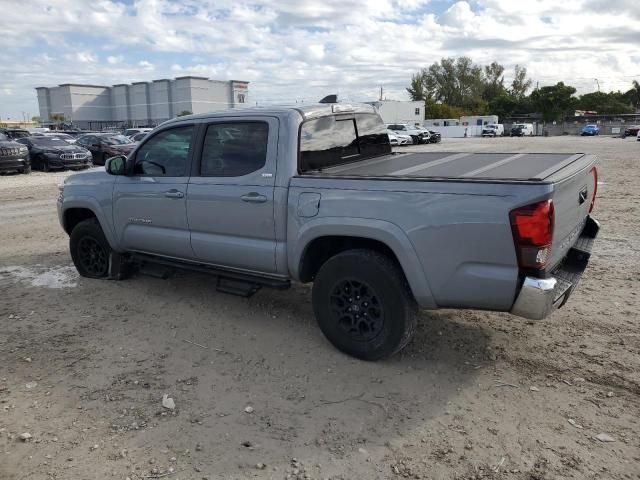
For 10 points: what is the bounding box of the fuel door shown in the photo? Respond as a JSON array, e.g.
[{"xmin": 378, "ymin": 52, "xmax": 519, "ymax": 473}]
[{"xmin": 297, "ymin": 192, "xmax": 321, "ymax": 218}]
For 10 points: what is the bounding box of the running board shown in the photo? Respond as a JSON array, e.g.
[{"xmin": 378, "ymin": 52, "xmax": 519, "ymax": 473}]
[{"xmin": 129, "ymin": 253, "xmax": 290, "ymax": 294}]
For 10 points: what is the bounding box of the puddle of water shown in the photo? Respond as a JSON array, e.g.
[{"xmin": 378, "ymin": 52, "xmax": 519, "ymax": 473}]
[{"xmin": 0, "ymin": 265, "xmax": 78, "ymax": 289}]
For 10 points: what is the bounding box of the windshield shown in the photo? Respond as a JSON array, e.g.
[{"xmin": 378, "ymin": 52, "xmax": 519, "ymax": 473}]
[
  {"xmin": 102, "ymin": 135, "xmax": 132, "ymax": 145},
  {"xmin": 31, "ymin": 137, "xmax": 72, "ymax": 147}
]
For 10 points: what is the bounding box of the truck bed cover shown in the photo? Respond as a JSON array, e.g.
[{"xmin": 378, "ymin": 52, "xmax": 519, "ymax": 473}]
[{"xmin": 309, "ymin": 152, "xmax": 587, "ymax": 182}]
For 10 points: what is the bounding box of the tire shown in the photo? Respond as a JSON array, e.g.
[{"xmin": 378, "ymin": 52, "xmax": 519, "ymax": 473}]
[
  {"xmin": 42, "ymin": 159, "xmax": 50, "ymax": 172},
  {"xmin": 21, "ymin": 165, "xmax": 31, "ymax": 174},
  {"xmin": 312, "ymin": 249, "xmax": 417, "ymax": 361},
  {"xmin": 70, "ymin": 218, "xmax": 112, "ymax": 279}
]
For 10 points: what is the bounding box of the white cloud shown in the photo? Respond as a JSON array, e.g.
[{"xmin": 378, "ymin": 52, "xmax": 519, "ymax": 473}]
[
  {"xmin": 75, "ymin": 52, "xmax": 97, "ymax": 63},
  {"xmin": 0, "ymin": 0, "xmax": 638, "ymax": 117}
]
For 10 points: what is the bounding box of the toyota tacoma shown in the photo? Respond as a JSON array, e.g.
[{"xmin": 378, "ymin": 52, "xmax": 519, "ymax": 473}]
[{"xmin": 57, "ymin": 104, "xmax": 600, "ymax": 360}]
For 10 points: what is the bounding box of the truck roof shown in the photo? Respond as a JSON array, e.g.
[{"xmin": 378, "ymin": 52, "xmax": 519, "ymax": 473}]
[{"xmin": 162, "ymin": 103, "xmax": 377, "ymax": 126}]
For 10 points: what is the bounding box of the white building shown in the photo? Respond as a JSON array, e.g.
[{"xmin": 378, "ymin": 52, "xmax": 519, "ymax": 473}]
[
  {"xmin": 365, "ymin": 100, "xmax": 423, "ymax": 125},
  {"xmin": 36, "ymin": 76, "xmax": 250, "ymax": 129}
]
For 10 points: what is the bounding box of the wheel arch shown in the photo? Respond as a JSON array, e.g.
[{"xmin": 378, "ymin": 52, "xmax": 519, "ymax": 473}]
[
  {"xmin": 291, "ymin": 218, "xmax": 436, "ymax": 308},
  {"xmin": 60, "ymin": 197, "xmax": 119, "ymax": 250}
]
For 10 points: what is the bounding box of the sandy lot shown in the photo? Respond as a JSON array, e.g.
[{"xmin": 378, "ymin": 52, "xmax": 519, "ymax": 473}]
[{"xmin": 0, "ymin": 136, "xmax": 638, "ymax": 480}]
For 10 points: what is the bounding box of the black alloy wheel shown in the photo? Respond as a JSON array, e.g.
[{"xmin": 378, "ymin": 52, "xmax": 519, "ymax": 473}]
[
  {"xmin": 77, "ymin": 236, "xmax": 109, "ymax": 277},
  {"xmin": 329, "ymin": 278, "xmax": 384, "ymax": 342},
  {"xmin": 312, "ymin": 249, "xmax": 417, "ymax": 360},
  {"xmin": 69, "ymin": 218, "xmax": 112, "ymax": 279}
]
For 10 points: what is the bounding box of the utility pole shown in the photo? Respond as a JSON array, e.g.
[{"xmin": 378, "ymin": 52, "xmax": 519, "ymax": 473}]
[
  {"xmin": 379, "ymin": 86, "xmax": 383, "ymax": 101},
  {"xmin": 594, "ymin": 78, "xmax": 600, "ymax": 92}
]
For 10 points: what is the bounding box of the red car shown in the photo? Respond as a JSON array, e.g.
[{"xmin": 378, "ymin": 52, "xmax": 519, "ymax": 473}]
[
  {"xmin": 75, "ymin": 133, "xmax": 136, "ymax": 165},
  {"xmin": 624, "ymin": 125, "xmax": 640, "ymax": 137}
]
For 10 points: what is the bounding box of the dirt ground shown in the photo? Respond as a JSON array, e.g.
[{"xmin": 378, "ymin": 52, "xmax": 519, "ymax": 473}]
[{"xmin": 0, "ymin": 136, "xmax": 638, "ymax": 480}]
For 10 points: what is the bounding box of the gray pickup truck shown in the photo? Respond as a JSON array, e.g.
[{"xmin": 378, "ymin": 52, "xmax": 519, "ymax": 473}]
[{"xmin": 57, "ymin": 104, "xmax": 599, "ymax": 360}]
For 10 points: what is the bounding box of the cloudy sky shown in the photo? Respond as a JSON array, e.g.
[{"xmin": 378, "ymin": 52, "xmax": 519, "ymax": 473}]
[{"xmin": 1, "ymin": 0, "xmax": 639, "ymax": 120}]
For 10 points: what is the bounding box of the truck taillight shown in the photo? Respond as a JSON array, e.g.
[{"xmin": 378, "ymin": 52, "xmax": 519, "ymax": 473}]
[
  {"xmin": 510, "ymin": 199, "xmax": 555, "ymax": 269},
  {"xmin": 589, "ymin": 166, "xmax": 597, "ymax": 213}
]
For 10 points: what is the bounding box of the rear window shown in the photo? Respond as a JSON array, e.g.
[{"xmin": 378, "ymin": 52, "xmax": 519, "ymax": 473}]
[{"xmin": 299, "ymin": 113, "xmax": 391, "ymax": 172}]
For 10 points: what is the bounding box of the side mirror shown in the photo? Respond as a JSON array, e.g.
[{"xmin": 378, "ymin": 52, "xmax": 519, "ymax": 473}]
[{"xmin": 105, "ymin": 155, "xmax": 126, "ymax": 175}]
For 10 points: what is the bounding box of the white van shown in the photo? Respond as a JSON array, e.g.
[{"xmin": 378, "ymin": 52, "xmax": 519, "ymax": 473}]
[
  {"xmin": 481, "ymin": 124, "xmax": 504, "ymax": 137},
  {"xmin": 511, "ymin": 123, "xmax": 534, "ymax": 137}
]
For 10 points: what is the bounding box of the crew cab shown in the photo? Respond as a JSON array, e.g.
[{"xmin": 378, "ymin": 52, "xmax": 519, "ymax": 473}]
[{"xmin": 58, "ymin": 104, "xmax": 600, "ymax": 360}]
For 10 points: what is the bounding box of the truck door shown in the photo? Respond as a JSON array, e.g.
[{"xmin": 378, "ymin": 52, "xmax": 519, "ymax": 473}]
[
  {"xmin": 112, "ymin": 125, "xmax": 196, "ymax": 259},
  {"xmin": 186, "ymin": 118, "xmax": 278, "ymax": 273}
]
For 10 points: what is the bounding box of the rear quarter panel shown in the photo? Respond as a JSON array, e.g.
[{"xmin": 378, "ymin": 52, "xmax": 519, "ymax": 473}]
[{"xmin": 288, "ymin": 177, "xmax": 553, "ymax": 311}]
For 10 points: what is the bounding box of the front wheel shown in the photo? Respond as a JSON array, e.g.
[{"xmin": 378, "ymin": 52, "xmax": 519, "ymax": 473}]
[
  {"xmin": 312, "ymin": 249, "xmax": 417, "ymax": 361},
  {"xmin": 70, "ymin": 218, "xmax": 112, "ymax": 279},
  {"xmin": 20, "ymin": 165, "xmax": 31, "ymax": 174}
]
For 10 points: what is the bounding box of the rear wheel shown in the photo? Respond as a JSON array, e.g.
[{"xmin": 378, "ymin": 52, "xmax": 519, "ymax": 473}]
[
  {"xmin": 312, "ymin": 249, "xmax": 417, "ymax": 360},
  {"xmin": 70, "ymin": 218, "xmax": 111, "ymax": 279},
  {"xmin": 42, "ymin": 158, "xmax": 50, "ymax": 172}
]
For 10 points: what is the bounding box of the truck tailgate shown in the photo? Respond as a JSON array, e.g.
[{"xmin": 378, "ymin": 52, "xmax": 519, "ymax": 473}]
[{"xmin": 546, "ymin": 154, "xmax": 598, "ymax": 270}]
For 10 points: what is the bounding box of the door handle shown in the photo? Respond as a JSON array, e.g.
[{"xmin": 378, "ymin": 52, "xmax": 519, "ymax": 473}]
[
  {"xmin": 241, "ymin": 192, "xmax": 267, "ymax": 203},
  {"xmin": 164, "ymin": 190, "xmax": 184, "ymax": 199}
]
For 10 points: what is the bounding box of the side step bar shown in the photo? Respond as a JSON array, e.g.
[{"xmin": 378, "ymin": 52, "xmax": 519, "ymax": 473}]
[{"xmin": 129, "ymin": 253, "xmax": 290, "ymax": 297}]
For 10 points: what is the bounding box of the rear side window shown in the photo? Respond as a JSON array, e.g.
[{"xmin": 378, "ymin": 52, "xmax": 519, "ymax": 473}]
[
  {"xmin": 299, "ymin": 113, "xmax": 391, "ymax": 172},
  {"xmin": 355, "ymin": 113, "xmax": 392, "ymax": 159},
  {"xmin": 200, "ymin": 122, "xmax": 268, "ymax": 177}
]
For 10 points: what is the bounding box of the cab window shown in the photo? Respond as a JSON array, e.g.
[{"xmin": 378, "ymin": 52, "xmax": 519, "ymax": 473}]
[{"xmin": 133, "ymin": 126, "xmax": 194, "ymax": 176}]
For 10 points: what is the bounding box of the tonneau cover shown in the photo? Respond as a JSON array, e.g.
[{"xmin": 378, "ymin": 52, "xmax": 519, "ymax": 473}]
[{"xmin": 312, "ymin": 152, "xmax": 586, "ymax": 182}]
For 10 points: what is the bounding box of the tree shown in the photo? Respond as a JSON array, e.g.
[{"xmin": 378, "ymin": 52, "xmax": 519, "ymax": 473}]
[
  {"xmin": 31, "ymin": 116, "xmax": 41, "ymax": 124},
  {"xmin": 482, "ymin": 61, "xmax": 506, "ymax": 102},
  {"xmin": 50, "ymin": 113, "xmax": 65, "ymax": 126},
  {"xmin": 510, "ymin": 65, "xmax": 532, "ymax": 99},
  {"xmin": 576, "ymin": 91, "xmax": 633, "ymax": 114},
  {"xmin": 407, "ymin": 72, "xmax": 428, "ymax": 102},
  {"xmin": 624, "ymin": 80, "xmax": 640, "ymax": 111},
  {"xmin": 488, "ymin": 94, "xmax": 519, "ymax": 120},
  {"xmin": 530, "ymin": 82, "xmax": 577, "ymax": 122},
  {"xmin": 177, "ymin": 110, "xmax": 192, "ymax": 117}
]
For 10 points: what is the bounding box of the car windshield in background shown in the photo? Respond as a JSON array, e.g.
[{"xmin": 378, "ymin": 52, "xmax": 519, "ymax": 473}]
[
  {"xmin": 31, "ymin": 137, "xmax": 71, "ymax": 146},
  {"xmin": 102, "ymin": 135, "xmax": 132, "ymax": 145}
]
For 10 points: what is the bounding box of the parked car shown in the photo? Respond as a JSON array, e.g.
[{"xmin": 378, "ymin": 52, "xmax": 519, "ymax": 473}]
[
  {"xmin": 124, "ymin": 127, "xmax": 153, "ymax": 138},
  {"xmin": 0, "ymin": 132, "xmax": 30, "ymax": 174},
  {"xmin": 624, "ymin": 125, "xmax": 640, "ymax": 137},
  {"xmin": 482, "ymin": 124, "xmax": 504, "ymax": 137},
  {"xmin": 387, "ymin": 123, "xmax": 428, "ymax": 144},
  {"xmin": 32, "ymin": 132, "xmax": 77, "ymax": 143},
  {"xmin": 58, "ymin": 103, "xmax": 600, "ymax": 361},
  {"xmin": 75, "ymin": 133, "xmax": 136, "ymax": 165},
  {"xmin": 129, "ymin": 132, "xmax": 149, "ymax": 143},
  {"xmin": 637, "ymin": 130, "xmax": 640, "ymax": 141},
  {"xmin": 16, "ymin": 136, "xmax": 92, "ymax": 171},
  {"xmin": 387, "ymin": 129, "xmax": 411, "ymax": 146},
  {"xmin": 581, "ymin": 124, "xmax": 599, "ymax": 136},
  {"xmin": 0, "ymin": 128, "xmax": 31, "ymax": 140},
  {"xmin": 387, "ymin": 130, "xmax": 399, "ymax": 146},
  {"xmin": 427, "ymin": 130, "xmax": 442, "ymax": 143},
  {"xmin": 511, "ymin": 123, "xmax": 534, "ymax": 136}
]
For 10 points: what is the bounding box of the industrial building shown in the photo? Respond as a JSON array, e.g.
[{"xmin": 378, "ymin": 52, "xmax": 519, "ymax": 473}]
[
  {"xmin": 35, "ymin": 77, "xmax": 249, "ymax": 129},
  {"xmin": 365, "ymin": 100, "xmax": 424, "ymax": 125}
]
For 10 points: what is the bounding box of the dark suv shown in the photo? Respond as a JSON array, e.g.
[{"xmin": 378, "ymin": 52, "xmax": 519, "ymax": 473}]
[{"xmin": 0, "ymin": 132, "xmax": 30, "ymax": 174}]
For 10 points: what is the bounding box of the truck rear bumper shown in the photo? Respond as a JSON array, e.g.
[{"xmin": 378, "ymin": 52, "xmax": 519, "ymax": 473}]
[{"xmin": 511, "ymin": 216, "xmax": 599, "ymax": 320}]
